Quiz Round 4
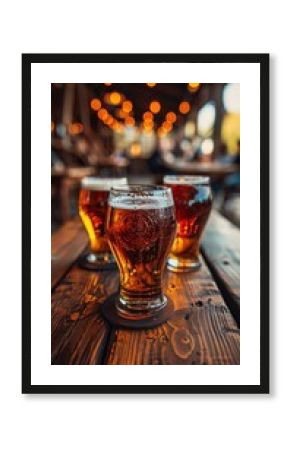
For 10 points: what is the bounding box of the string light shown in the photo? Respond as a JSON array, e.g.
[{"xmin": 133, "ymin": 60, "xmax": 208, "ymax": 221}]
[
  {"xmin": 98, "ymin": 108, "xmax": 108, "ymax": 121},
  {"xmin": 122, "ymin": 100, "xmax": 133, "ymax": 113},
  {"xmin": 90, "ymin": 98, "xmax": 102, "ymax": 111},
  {"xmin": 143, "ymin": 121, "xmax": 154, "ymax": 131},
  {"xmin": 109, "ymin": 91, "xmax": 122, "ymax": 105},
  {"xmin": 143, "ymin": 111, "xmax": 154, "ymax": 122},
  {"xmin": 105, "ymin": 115, "xmax": 114, "ymax": 126},
  {"xmin": 125, "ymin": 116, "xmax": 135, "ymax": 127},
  {"xmin": 162, "ymin": 121, "xmax": 173, "ymax": 132},
  {"xmin": 179, "ymin": 101, "xmax": 190, "ymax": 114},
  {"xmin": 188, "ymin": 83, "xmax": 200, "ymax": 92},
  {"xmin": 166, "ymin": 111, "xmax": 177, "ymax": 123},
  {"xmin": 149, "ymin": 101, "xmax": 161, "ymax": 114}
]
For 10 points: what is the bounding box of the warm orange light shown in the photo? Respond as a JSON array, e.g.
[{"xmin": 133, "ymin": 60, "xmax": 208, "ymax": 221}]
[
  {"xmin": 143, "ymin": 111, "xmax": 154, "ymax": 121},
  {"xmin": 69, "ymin": 122, "xmax": 84, "ymax": 135},
  {"xmin": 143, "ymin": 121, "xmax": 154, "ymax": 131},
  {"xmin": 131, "ymin": 143, "xmax": 142, "ymax": 157},
  {"xmin": 125, "ymin": 116, "xmax": 135, "ymax": 127},
  {"xmin": 105, "ymin": 115, "xmax": 114, "ymax": 126},
  {"xmin": 113, "ymin": 121, "xmax": 124, "ymax": 133},
  {"xmin": 166, "ymin": 111, "xmax": 177, "ymax": 123},
  {"xmin": 104, "ymin": 83, "xmax": 112, "ymax": 86},
  {"xmin": 116, "ymin": 108, "xmax": 126, "ymax": 119},
  {"xmin": 157, "ymin": 128, "xmax": 166, "ymax": 138},
  {"xmin": 179, "ymin": 101, "xmax": 190, "ymax": 114},
  {"xmin": 147, "ymin": 83, "xmax": 156, "ymax": 87},
  {"xmin": 91, "ymin": 98, "xmax": 102, "ymax": 111},
  {"xmin": 51, "ymin": 121, "xmax": 55, "ymax": 132},
  {"xmin": 162, "ymin": 121, "xmax": 173, "ymax": 132},
  {"xmin": 109, "ymin": 91, "xmax": 122, "ymax": 105},
  {"xmin": 122, "ymin": 100, "xmax": 133, "ymax": 113},
  {"xmin": 149, "ymin": 101, "xmax": 161, "ymax": 114},
  {"xmin": 188, "ymin": 83, "xmax": 200, "ymax": 92},
  {"xmin": 98, "ymin": 108, "xmax": 108, "ymax": 121}
]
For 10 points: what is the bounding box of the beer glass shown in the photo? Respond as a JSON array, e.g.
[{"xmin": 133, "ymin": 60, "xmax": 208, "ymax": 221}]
[
  {"xmin": 79, "ymin": 177, "xmax": 127, "ymax": 269},
  {"xmin": 164, "ymin": 175, "xmax": 212, "ymax": 272},
  {"xmin": 107, "ymin": 185, "xmax": 176, "ymax": 318}
]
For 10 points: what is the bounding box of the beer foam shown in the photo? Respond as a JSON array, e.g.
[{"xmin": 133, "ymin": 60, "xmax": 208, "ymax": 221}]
[
  {"xmin": 109, "ymin": 195, "xmax": 173, "ymax": 210},
  {"xmin": 164, "ymin": 175, "xmax": 209, "ymax": 185},
  {"xmin": 81, "ymin": 177, "xmax": 127, "ymax": 191}
]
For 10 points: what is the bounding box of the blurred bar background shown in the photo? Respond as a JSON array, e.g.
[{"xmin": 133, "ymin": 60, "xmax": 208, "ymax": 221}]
[{"xmin": 51, "ymin": 83, "xmax": 240, "ymax": 231}]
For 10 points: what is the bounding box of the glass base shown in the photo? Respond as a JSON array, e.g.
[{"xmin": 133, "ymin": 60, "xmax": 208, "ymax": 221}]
[
  {"xmin": 101, "ymin": 294, "xmax": 174, "ymax": 329},
  {"xmin": 78, "ymin": 251, "xmax": 116, "ymax": 270},
  {"xmin": 167, "ymin": 255, "xmax": 202, "ymax": 273},
  {"xmin": 116, "ymin": 294, "xmax": 167, "ymax": 320}
]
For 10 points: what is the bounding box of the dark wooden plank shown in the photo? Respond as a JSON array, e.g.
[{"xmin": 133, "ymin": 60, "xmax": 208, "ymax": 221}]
[
  {"xmin": 51, "ymin": 218, "xmax": 88, "ymax": 289},
  {"xmin": 106, "ymin": 257, "xmax": 240, "ymax": 365},
  {"xmin": 201, "ymin": 209, "xmax": 240, "ymax": 322},
  {"xmin": 51, "ymin": 265, "xmax": 119, "ymax": 364}
]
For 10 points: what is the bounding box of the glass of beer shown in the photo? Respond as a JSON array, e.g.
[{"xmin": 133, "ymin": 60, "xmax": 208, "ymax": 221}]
[
  {"xmin": 106, "ymin": 185, "xmax": 176, "ymax": 318},
  {"xmin": 79, "ymin": 177, "xmax": 127, "ymax": 269},
  {"xmin": 164, "ymin": 175, "xmax": 212, "ymax": 272}
]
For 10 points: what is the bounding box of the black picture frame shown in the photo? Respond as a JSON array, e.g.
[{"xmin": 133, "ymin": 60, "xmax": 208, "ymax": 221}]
[{"xmin": 22, "ymin": 53, "xmax": 269, "ymax": 394}]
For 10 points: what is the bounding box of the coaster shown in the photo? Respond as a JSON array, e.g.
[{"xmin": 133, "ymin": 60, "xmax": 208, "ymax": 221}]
[
  {"xmin": 101, "ymin": 294, "xmax": 175, "ymax": 329},
  {"xmin": 78, "ymin": 253, "xmax": 117, "ymax": 271}
]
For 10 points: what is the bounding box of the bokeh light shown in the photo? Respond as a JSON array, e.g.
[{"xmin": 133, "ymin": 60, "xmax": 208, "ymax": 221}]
[
  {"xmin": 125, "ymin": 116, "xmax": 135, "ymax": 127},
  {"xmin": 188, "ymin": 83, "xmax": 200, "ymax": 93},
  {"xmin": 197, "ymin": 102, "xmax": 216, "ymax": 136},
  {"xmin": 143, "ymin": 111, "xmax": 154, "ymax": 122},
  {"xmin": 201, "ymin": 138, "xmax": 214, "ymax": 155},
  {"xmin": 149, "ymin": 101, "xmax": 161, "ymax": 114},
  {"xmin": 90, "ymin": 98, "xmax": 102, "ymax": 111},
  {"xmin": 179, "ymin": 101, "xmax": 190, "ymax": 114},
  {"xmin": 122, "ymin": 100, "xmax": 133, "ymax": 113},
  {"xmin": 184, "ymin": 121, "xmax": 196, "ymax": 137},
  {"xmin": 109, "ymin": 91, "xmax": 122, "ymax": 105},
  {"xmin": 98, "ymin": 108, "xmax": 108, "ymax": 121},
  {"xmin": 166, "ymin": 112, "xmax": 177, "ymax": 123},
  {"xmin": 223, "ymin": 83, "xmax": 240, "ymax": 113}
]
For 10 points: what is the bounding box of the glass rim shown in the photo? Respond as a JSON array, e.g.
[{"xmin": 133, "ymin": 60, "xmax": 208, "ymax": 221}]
[
  {"xmin": 163, "ymin": 175, "xmax": 210, "ymax": 185},
  {"xmin": 81, "ymin": 176, "xmax": 127, "ymax": 190},
  {"xmin": 110, "ymin": 184, "xmax": 172, "ymax": 194}
]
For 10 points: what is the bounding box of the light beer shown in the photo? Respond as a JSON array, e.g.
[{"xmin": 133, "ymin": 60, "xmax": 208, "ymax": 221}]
[
  {"xmin": 79, "ymin": 177, "xmax": 127, "ymax": 267},
  {"xmin": 107, "ymin": 185, "xmax": 176, "ymax": 317},
  {"xmin": 164, "ymin": 176, "xmax": 212, "ymax": 271}
]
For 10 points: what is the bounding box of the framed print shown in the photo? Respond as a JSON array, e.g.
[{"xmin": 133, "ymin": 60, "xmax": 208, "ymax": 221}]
[{"xmin": 22, "ymin": 53, "xmax": 269, "ymax": 394}]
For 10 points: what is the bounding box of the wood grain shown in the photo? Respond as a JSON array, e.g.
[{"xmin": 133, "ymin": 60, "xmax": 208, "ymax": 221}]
[
  {"xmin": 51, "ymin": 265, "xmax": 119, "ymax": 364},
  {"xmin": 51, "ymin": 218, "xmax": 88, "ymax": 289},
  {"xmin": 201, "ymin": 209, "xmax": 240, "ymax": 323},
  {"xmin": 51, "ymin": 218, "xmax": 240, "ymax": 365},
  {"xmin": 106, "ymin": 258, "xmax": 240, "ymax": 365}
]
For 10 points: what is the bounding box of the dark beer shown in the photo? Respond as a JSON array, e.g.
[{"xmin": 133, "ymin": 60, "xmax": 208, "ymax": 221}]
[
  {"xmin": 107, "ymin": 185, "xmax": 176, "ymax": 317},
  {"xmin": 164, "ymin": 176, "xmax": 212, "ymax": 271},
  {"xmin": 79, "ymin": 177, "xmax": 127, "ymax": 265}
]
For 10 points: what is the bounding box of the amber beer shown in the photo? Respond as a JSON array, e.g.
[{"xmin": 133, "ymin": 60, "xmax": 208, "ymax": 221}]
[
  {"xmin": 164, "ymin": 176, "xmax": 212, "ymax": 271},
  {"xmin": 79, "ymin": 177, "xmax": 127, "ymax": 267},
  {"xmin": 107, "ymin": 185, "xmax": 176, "ymax": 317}
]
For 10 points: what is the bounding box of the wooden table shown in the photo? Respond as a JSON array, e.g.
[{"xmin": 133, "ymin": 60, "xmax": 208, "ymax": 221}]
[{"xmin": 51, "ymin": 210, "xmax": 240, "ymax": 365}]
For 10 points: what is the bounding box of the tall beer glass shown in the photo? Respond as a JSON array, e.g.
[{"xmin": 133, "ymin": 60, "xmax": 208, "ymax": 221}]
[
  {"xmin": 107, "ymin": 185, "xmax": 176, "ymax": 318},
  {"xmin": 164, "ymin": 175, "xmax": 212, "ymax": 272},
  {"xmin": 79, "ymin": 177, "xmax": 127, "ymax": 269}
]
